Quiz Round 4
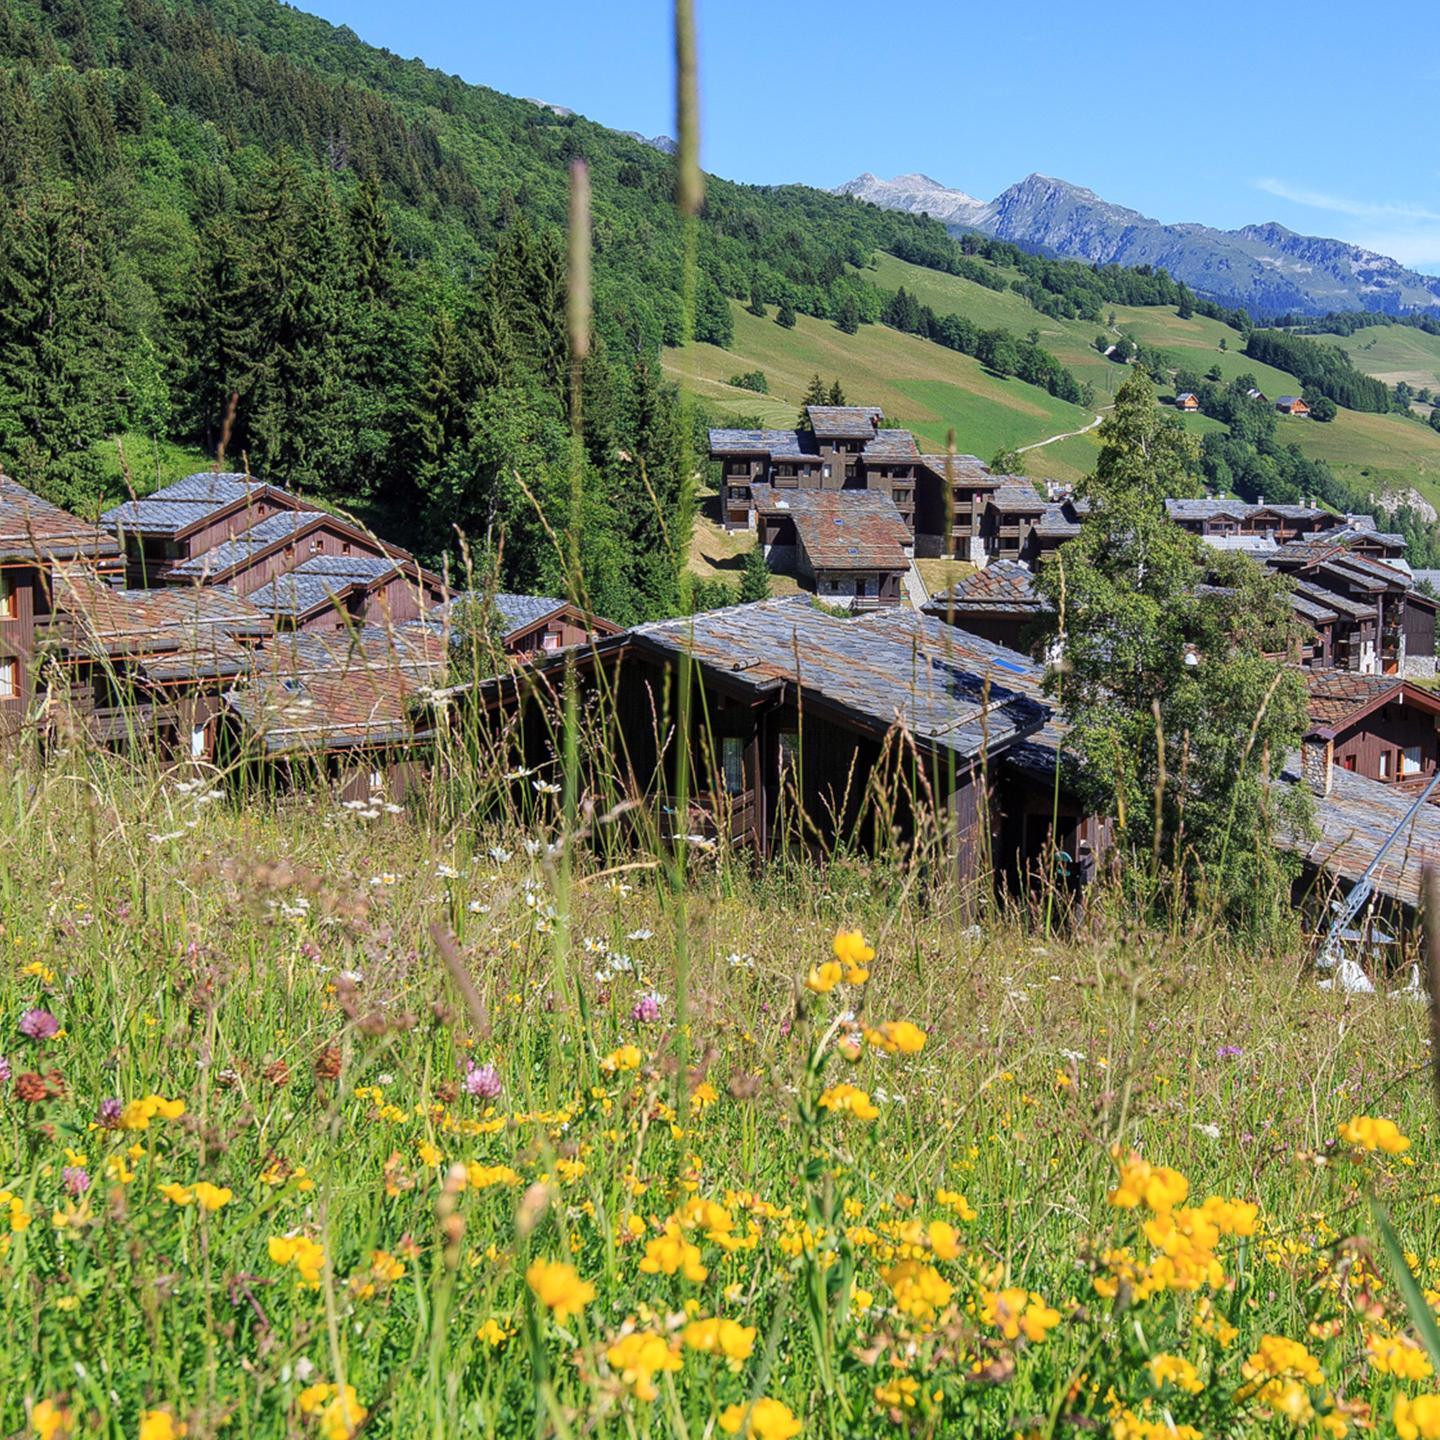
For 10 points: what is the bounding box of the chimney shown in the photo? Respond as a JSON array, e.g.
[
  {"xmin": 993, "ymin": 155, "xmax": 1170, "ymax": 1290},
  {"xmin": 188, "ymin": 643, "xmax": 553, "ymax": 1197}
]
[
  {"xmin": 1258, "ymin": 493, "xmax": 1265, "ymax": 506},
  {"xmin": 1302, "ymin": 733, "xmax": 1333, "ymax": 798}
]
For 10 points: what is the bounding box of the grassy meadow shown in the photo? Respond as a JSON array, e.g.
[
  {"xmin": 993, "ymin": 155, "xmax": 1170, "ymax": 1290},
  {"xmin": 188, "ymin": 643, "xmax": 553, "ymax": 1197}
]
[
  {"xmin": 5, "ymin": 753, "xmax": 1440, "ymax": 1440},
  {"xmin": 664, "ymin": 301, "xmax": 1095, "ymax": 473},
  {"xmin": 1313, "ymin": 328, "xmax": 1440, "ymax": 393}
]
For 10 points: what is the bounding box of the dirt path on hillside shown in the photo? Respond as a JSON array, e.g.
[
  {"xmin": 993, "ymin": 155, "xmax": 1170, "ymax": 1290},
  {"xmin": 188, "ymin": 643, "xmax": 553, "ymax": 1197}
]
[{"xmin": 1018, "ymin": 408, "xmax": 1108, "ymax": 453}]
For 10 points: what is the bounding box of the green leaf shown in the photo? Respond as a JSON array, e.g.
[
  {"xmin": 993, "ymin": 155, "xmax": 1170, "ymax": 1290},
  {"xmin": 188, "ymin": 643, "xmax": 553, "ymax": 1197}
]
[{"xmin": 1372, "ymin": 1199, "xmax": 1440, "ymax": 1369}]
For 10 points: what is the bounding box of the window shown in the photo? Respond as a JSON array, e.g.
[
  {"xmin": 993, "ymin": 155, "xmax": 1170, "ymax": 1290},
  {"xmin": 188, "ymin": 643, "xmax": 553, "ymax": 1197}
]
[
  {"xmin": 1403, "ymin": 745, "xmax": 1424, "ymax": 776},
  {"xmin": 0, "ymin": 573, "xmax": 13, "ymax": 619},
  {"xmin": 0, "ymin": 658, "xmax": 13, "ymax": 698},
  {"xmin": 1342, "ymin": 754, "xmax": 1357, "ymax": 772},
  {"xmin": 190, "ymin": 726, "xmax": 207, "ymax": 759},
  {"xmin": 778, "ymin": 730, "xmax": 800, "ymax": 776},
  {"xmin": 541, "ymin": 631, "xmax": 561, "ymax": 651},
  {"xmin": 721, "ymin": 736, "xmax": 746, "ymax": 795},
  {"xmin": 1379, "ymin": 750, "xmax": 1392, "ymax": 779},
  {"xmin": 341, "ymin": 542, "xmax": 352, "ymax": 555}
]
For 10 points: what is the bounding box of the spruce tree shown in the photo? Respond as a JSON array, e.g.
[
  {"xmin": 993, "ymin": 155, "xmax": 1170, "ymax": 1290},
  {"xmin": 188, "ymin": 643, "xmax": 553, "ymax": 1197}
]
[
  {"xmin": 776, "ymin": 297, "xmax": 796, "ymax": 329},
  {"xmin": 739, "ymin": 542, "xmax": 771, "ymax": 602}
]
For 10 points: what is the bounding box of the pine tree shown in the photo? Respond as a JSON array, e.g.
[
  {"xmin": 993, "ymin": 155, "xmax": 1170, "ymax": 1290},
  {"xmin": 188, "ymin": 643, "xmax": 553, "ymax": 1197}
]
[
  {"xmin": 739, "ymin": 542, "xmax": 771, "ymax": 602},
  {"xmin": 184, "ymin": 215, "xmax": 258, "ymax": 456},
  {"xmin": 776, "ymin": 297, "xmax": 796, "ymax": 329},
  {"xmin": 827, "ymin": 381, "xmax": 846, "ymax": 406},
  {"xmin": 747, "ymin": 281, "xmax": 765, "ymax": 318},
  {"xmin": 349, "ymin": 174, "xmax": 396, "ymax": 304},
  {"xmin": 797, "ymin": 374, "xmax": 828, "ymax": 428}
]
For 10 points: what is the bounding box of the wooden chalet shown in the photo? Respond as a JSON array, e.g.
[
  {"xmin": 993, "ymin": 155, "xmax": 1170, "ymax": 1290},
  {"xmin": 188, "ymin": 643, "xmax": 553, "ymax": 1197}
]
[
  {"xmin": 220, "ymin": 624, "xmax": 447, "ymax": 802},
  {"xmin": 434, "ymin": 597, "xmax": 1114, "ymax": 898},
  {"xmin": 244, "ymin": 555, "xmax": 446, "ymax": 633},
  {"xmin": 978, "ymin": 482, "xmax": 1050, "ymax": 564},
  {"xmin": 103, "ymin": 473, "xmax": 310, "ymax": 587},
  {"xmin": 923, "ymin": 561, "xmax": 1050, "ymax": 653},
  {"xmin": 40, "ymin": 569, "xmax": 271, "ymax": 760},
  {"xmin": 1276, "ymin": 396, "xmax": 1311, "ymax": 416},
  {"xmin": 0, "ymin": 477, "xmax": 119, "ymax": 736},
  {"xmin": 426, "ymin": 593, "xmax": 622, "ymax": 658},
  {"xmin": 1165, "ymin": 498, "xmax": 1332, "ymax": 545},
  {"xmin": 707, "ymin": 407, "xmax": 981, "ymax": 559},
  {"xmin": 1175, "ymin": 392, "xmax": 1200, "ymax": 412},
  {"xmin": 750, "ymin": 486, "xmax": 911, "ymax": 609},
  {"xmin": 1267, "ymin": 540, "xmax": 1430, "ymax": 676},
  {"xmin": 1301, "ymin": 671, "xmax": 1440, "ymax": 786}
]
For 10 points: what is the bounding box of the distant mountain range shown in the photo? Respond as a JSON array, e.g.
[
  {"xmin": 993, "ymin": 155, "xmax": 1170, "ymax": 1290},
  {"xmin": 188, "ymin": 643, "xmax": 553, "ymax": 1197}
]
[{"xmin": 836, "ymin": 172, "xmax": 1440, "ymax": 317}]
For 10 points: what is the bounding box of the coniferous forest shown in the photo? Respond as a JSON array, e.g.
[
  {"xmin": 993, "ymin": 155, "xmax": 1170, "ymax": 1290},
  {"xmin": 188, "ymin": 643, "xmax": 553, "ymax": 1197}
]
[{"xmin": 0, "ymin": 0, "xmax": 1005, "ymax": 620}]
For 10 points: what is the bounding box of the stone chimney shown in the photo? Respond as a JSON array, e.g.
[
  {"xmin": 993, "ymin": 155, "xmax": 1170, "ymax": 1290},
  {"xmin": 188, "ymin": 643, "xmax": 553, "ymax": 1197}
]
[{"xmin": 1301, "ymin": 733, "xmax": 1333, "ymax": 797}]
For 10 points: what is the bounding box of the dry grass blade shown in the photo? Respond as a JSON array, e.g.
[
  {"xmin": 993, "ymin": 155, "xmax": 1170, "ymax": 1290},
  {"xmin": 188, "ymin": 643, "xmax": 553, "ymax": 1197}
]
[{"xmin": 431, "ymin": 921, "xmax": 491, "ymax": 1039}]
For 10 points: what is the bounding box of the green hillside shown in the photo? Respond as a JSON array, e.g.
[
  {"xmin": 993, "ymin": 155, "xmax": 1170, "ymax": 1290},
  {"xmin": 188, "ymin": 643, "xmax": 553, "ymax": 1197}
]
[
  {"xmin": 859, "ymin": 252, "xmax": 1440, "ymax": 507},
  {"xmin": 1311, "ymin": 326, "xmax": 1440, "ymax": 391},
  {"xmin": 667, "ymin": 302, "xmax": 1097, "ymax": 477}
]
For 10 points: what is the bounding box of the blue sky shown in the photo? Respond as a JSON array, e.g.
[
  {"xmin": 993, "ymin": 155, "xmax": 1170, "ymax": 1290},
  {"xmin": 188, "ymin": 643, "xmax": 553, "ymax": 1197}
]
[{"xmin": 306, "ymin": 0, "xmax": 1440, "ymax": 272}]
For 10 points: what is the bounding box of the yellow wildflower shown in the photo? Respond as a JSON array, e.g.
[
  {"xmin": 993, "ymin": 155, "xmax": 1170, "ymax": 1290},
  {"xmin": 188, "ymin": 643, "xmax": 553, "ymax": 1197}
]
[
  {"xmin": 980, "ymin": 1286, "xmax": 1061, "ymax": 1344},
  {"xmin": 605, "ymin": 1330, "xmax": 682, "ymax": 1401},
  {"xmin": 138, "ymin": 1413, "xmax": 186, "ymax": 1440},
  {"xmin": 1339, "ymin": 1115, "xmax": 1410, "ymax": 1155},
  {"xmin": 865, "ymin": 1020, "xmax": 926, "ymax": 1055},
  {"xmin": 832, "ymin": 928, "xmax": 874, "ymax": 983},
  {"xmin": 805, "ymin": 960, "xmax": 843, "ymax": 994},
  {"xmin": 31, "ymin": 1398, "xmax": 74, "ymax": 1440},
  {"xmin": 718, "ymin": 1398, "xmax": 803, "ymax": 1440},
  {"xmin": 157, "ymin": 1183, "xmax": 193, "ymax": 1207},
  {"xmin": 526, "ymin": 1258, "xmax": 595, "ymax": 1321},
  {"xmin": 192, "ymin": 1182, "xmax": 233, "ymax": 1212},
  {"xmin": 1396, "ymin": 1394, "xmax": 1440, "ymax": 1440},
  {"xmin": 683, "ymin": 1316, "xmax": 757, "ymax": 1369},
  {"xmin": 1148, "ymin": 1353, "xmax": 1203, "ymax": 1394},
  {"xmin": 601, "ymin": 1045, "xmax": 643, "ymax": 1073},
  {"xmin": 817, "ymin": 1083, "xmax": 879, "ymax": 1121},
  {"xmin": 1368, "ymin": 1332, "xmax": 1433, "ymax": 1380},
  {"xmin": 638, "ymin": 1220, "xmax": 707, "ymax": 1283}
]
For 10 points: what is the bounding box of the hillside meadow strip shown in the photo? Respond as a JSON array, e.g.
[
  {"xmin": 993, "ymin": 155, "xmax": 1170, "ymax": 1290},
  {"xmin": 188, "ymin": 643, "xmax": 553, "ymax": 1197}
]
[{"xmin": 2, "ymin": 772, "xmax": 1440, "ymax": 1438}]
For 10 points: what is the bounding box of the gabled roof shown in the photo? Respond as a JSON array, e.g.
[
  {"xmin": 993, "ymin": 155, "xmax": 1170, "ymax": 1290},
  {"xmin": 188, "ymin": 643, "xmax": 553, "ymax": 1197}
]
[
  {"xmin": 1303, "ymin": 670, "xmax": 1440, "ymax": 738},
  {"xmin": 752, "ymin": 486, "xmax": 910, "ymax": 571},
  {"xmin": 916, "ymin": 453, "xmax": 992, "ymax": 486},
  {"xmin": 707, "ymin": 428, "xmax": 817, "ymax": 458},
  {"xmin": 987, "ymin": 482, "xmax": 1048, "ymax": 514},
  {"xmin": 246, "ymin": 555, "xmax": 407, "ymax": 618},
  {"xmin": 224, "ymin": 625, "xmax": 446, "ymax": 754},
  {"xmin": 622, "ymin": 597, "xmax": 1048, "ymax": 762},
  {"xmin": 102, "ymin": 472, "xmax": 301, "ymax": 537},
  {"xmin": 862, "ymin": 429, "xmax": 919, "ymax": 461},
  {"xmin": 1273, "ymin": 756, "xmax": 1440, "ymax": 908},
  {"xmin": 47, "ymin": 569, "xmax": 270, "ymax": 682},
  {"xmin": 925, "ymin": 560, "xmax": 1047, "ymax": 616},
  {"xmin": 1034, "ymin": 504, "xmax": 1082, "ymax": 540},
  {"xmin": 430, "ymin": 592, "xmax": 576, "ymax": 638},
  {"xmin": 805, "ymin": 405, "xmax": 883, "ymax": 438},
  {"xmin": 0, "ymin": 477, "xmax": 118, "ymax": 563},
  {"xmin": 1290, "ymin": 579, "xmax": 1376, "ymax": 621},
  {"xmin": 166, "ymin": 510, "xmax": 322, "ymax": 578}
]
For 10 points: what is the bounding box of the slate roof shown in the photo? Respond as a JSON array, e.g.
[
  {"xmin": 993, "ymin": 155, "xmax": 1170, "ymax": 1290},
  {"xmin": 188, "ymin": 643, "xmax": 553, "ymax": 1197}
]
[
  {"xmin": 708, "ymin": 429, "xmax": 817, "ymax": 458},
  {"xmin": 862, "ymin": 429, "xmax": 920, "ymax": 461},
  {"xmin": 625, "ymin": 597, "xmax": 1049, "ymax": 762},
  {"xmin": 1274, "ymin": 530, "xmax": 1407, "ymax": 565},
  {"xmin": 0, "ymin": 477, "xmax": 118, "ymax": 563},
  {"xmin": 987, "ymin": 482, "xmax": 1048, "ymax": 514},
  {"xmin": 752, "ymin": 487, "xmax": 911, "ymax": 571},
  {"xmin": 916, "ymin": 454, "xmax": 991, "ymax": 486},
  {"xmin": 247, "ymin": 555, "xmax": 402, "ymax": 617},
  {"xmin": 805, "ymin": 405, "xmax": 883, "ymax": 438},
  {"xmin": 1273, "ymin": 756, "xmax": 1440, "ymax": 909},
  {"xmin": 48, "ymin": 569, "xmax": 270, "ymax": 681},
  {"xmin": 1291, "ymin": 579, "xmax": 1376, "ymax": 621},
  {"xmin": 429, "ymin": 591, "xmax": 568, "ymax": 638},
  {"xmin": 1201, "ymin": 534, "xmax": 1279, "ymax": 553},
  {"xmin": 1034, "ymin": 504, "xmax": 1082, "ymax": 540},
  {"xmin": 1304, "ymin": 672, "xmax": 1404, "ymax": 730},
  {"xmin": 925, "ymin": 561, "xmax": 1046, "ymax": 616},
  {"xmin": 102, "ymin": 472, "xmax": 283, "ymax": 535},
  {"xmin": 167, "ymin": 509, "xmax": 321, "ymax": 578},
  {"xmin": 224, "ymin": 626, "xmax": 447, "ymax": 754},
  {"xmin": 1288, "ymin": 590, "xmax": 1339, "ymax": 624},
  {"xmin": 1411, "ymin": 570, "xmax": 1440, "ymax": 592},
  {"xmin": 1165, "ymin": 498, "xmax": 1328, "ymax": 524}
]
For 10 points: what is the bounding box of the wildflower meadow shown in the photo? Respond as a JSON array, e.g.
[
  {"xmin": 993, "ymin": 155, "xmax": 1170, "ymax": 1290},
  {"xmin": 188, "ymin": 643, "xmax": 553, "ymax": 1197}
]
[{"xmin": 3, "ymin": 768, "xmax": 1440, "ymax": 1439}]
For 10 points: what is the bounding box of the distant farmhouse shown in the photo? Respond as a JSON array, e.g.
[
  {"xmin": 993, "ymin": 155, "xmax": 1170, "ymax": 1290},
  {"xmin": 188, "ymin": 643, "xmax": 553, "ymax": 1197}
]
[
  {"xmin": 1276, "ymin": 396, "xmax": 1311, "ymax": 416},
  {"xmin": 1175, "ymin": 391, "xmax": 1200, "ymax": 412}
]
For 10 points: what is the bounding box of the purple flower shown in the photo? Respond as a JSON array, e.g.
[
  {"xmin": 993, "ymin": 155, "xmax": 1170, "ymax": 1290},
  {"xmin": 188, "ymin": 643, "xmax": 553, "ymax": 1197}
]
[
  {"xmin": 462, "ymin": 1061, "xmax": 502, "ymax": 1100},
  {"xmin": 18, "ymin": 1008, "xmax": 58, "ymax": 1041},
  {"xmin": 97, "ymin": 1097, "xmax": 122, "ymax": 1128},
  {"xmin": 630, "ymin": 993, "xmax": 662, "ymax": 1026},
  {"xmin": 62, "ymin": 1166, "xmax": 90, "ymax": 1196},
  {"xmin": 0, "ymin": 1056, "xmax": 10, "ymax": 1085},
  {"xmin": 1216, "ymin": 1044, "xmax": 1244, "ymax": 1060}
]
